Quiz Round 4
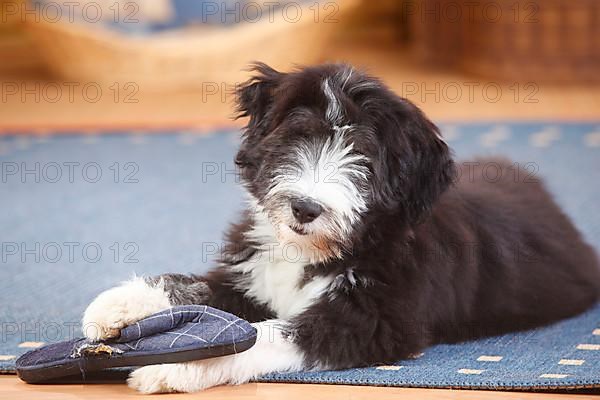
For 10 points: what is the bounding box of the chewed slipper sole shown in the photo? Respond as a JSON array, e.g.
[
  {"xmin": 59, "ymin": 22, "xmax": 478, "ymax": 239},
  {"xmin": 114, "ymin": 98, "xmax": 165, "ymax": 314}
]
[{"xmin": 16, "ymin": 305, "xmax": 257, "ymax": 383}]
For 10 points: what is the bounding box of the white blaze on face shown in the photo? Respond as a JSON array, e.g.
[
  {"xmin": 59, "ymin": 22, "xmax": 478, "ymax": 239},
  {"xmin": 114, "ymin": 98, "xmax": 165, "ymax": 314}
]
[
  {"xmin": 267, "ymin": 127, "xmax": 370, "ymax": 227},
  {"xmin": 323, "ymin": 78, "xmax": 344, "ymax": 125}
]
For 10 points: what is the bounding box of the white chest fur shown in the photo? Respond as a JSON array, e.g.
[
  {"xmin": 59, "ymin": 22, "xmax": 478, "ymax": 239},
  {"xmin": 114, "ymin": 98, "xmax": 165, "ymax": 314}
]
[
  {"xmin": 232, "ymin": 203, "xmax": 334, "ymax": 319},
  {"xmin": 233, "ymin": 251, "xmax": 333, "ymax": 319}
]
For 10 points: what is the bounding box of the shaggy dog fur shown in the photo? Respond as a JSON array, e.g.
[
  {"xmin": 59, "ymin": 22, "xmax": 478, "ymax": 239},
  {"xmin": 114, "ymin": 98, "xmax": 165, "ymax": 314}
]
[{"xmin": 83, "ymin": 63, "xmax": 600, "ymax": 393}]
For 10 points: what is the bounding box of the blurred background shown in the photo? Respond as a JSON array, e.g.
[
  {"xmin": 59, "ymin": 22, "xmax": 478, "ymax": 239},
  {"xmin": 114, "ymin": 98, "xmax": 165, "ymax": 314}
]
[{"xmin": 1, "ymin": 0, "xmax": 599, "ymax": 130}]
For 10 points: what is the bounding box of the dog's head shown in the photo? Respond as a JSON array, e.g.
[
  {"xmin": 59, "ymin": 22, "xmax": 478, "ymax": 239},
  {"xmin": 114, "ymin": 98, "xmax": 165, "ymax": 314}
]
[{"xmin": 235, "ymin": 63, "xmax": 454, "ymax": 262}]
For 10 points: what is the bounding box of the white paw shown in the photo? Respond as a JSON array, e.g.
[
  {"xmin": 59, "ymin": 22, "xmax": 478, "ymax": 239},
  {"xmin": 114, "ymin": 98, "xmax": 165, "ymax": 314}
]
[
  {"xmin": 82, "ymin": 277, "xmax": 171, "ymax": 341},
  {"xmin": 127, "ymin": 362, "xmax": 211, "ymax": 393},
  {"xmin": 128, "ymin": 365, "xmax": 179, "ymax": 394}
]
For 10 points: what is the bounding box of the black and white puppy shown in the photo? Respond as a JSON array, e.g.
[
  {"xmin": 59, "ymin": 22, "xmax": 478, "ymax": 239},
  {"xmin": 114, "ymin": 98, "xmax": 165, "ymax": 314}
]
[{"xmin": 82, "ymin": 63, "xmax": 600, "ymax": 393}]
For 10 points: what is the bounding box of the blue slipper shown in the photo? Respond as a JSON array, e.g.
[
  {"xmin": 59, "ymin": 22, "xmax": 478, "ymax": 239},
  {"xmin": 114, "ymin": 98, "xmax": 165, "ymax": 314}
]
[{"xmin": 16, "ymin": 305, "xmax": 256, "ymax": 383}]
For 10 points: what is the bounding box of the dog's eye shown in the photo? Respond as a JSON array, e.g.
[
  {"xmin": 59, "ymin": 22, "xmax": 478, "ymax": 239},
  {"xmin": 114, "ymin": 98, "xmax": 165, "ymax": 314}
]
[
  {"xmin": 235, "ymin": 153, "xmax": 259, "ymax": 171},
  {"xmin": 234, "ymin": 153, "xmax": 250, "ymax": 167}
]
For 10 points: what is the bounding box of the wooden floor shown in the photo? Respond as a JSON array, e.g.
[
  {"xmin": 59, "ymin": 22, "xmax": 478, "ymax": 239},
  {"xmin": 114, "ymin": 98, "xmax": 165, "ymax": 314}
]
[{"xmin": 2, "ymin": 376, "xmax": 598, "ymax": 400}]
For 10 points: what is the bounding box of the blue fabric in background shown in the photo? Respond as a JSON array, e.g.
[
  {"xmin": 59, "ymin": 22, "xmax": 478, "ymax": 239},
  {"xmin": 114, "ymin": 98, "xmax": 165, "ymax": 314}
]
[
  {"xmin": 31, "ymin": 0, "xmax": 313, "ymax": 34},
  {"xmin": 0, "ymin": 123, "xmax": 599, "ymax": 390}
]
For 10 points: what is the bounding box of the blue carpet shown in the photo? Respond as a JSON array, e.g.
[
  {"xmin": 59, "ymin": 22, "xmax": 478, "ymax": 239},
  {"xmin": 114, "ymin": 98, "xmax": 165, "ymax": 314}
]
[{"xmin": 1, "ymin": 123, "xmax": 599, "ymax": 390}]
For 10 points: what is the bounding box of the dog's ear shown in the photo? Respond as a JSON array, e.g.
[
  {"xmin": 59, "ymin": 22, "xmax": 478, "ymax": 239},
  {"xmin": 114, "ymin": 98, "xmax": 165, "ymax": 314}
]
[
  {"xmin": 235, "ymin": 62, "xmax": 282, "ymax": 130},
  {"xmin": 403, "ymin": 106, "xmax": 455, "ymax": 224},
  {"xmin": 373, "ymin": 95, "xmax": 455, "ymax": 224}
]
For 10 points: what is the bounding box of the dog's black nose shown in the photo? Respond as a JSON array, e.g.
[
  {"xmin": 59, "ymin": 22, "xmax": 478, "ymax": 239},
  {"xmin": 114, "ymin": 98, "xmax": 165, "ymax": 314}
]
[{"xmin": 291, "ymin": 199, "xmax": 322, "ymax": 224}]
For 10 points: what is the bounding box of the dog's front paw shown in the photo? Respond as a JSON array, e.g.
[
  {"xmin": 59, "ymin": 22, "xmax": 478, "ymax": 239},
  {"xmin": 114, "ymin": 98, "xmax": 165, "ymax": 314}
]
[
  {"xmin": 128, "ymin": 363, "xmax": 208, "ymax": 393},
  {"xmin": 128, "ymin": 365, "xmax": 177, "ymax": 394},
  {"xmin": 128, "ymin": 358, "xmax": 234, "ymax": 393},
  {"xmin": 82, "ymin": 277, "xmax": 171, "ymax": 341}
]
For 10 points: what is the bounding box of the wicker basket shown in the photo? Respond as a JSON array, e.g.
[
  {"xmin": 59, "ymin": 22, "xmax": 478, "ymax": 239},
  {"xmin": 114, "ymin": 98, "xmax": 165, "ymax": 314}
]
[
  {"xmin": 0, "ymin": 0, "xmax": 45, "ymax": 75},
  {"xmin": 24, "ymin": 0, "xmax": 359, "ymax": 90},
  {"xmin": 408, "ymin": 0, "xmax": 600, "ymax": 82}
]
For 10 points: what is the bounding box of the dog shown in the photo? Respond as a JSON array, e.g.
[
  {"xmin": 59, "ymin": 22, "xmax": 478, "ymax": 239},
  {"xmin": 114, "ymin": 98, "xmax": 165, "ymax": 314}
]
[{"xmin": 82, "ymin": 63, "xmax": 600, "ymax": 393}]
